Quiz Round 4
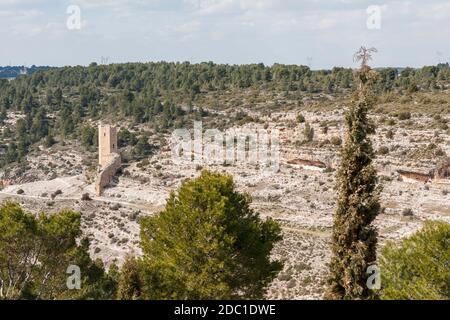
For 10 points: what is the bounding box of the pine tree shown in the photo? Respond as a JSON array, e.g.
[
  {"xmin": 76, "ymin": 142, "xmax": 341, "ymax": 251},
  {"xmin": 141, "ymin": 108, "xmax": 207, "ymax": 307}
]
[
  {"xmin": 326, "ymin": 47, "xmax": 381, "ymax": 300},
  {"xmin": 139, "ymin": 171, "xmax": 283, "ymax": 299},
  {"xmin": 0, "ymin": 202, "xmax": 117, "ymax": 300},
  {"xmin": 133, "ymin": 136, "xmax": 153, "ymax": 158}
]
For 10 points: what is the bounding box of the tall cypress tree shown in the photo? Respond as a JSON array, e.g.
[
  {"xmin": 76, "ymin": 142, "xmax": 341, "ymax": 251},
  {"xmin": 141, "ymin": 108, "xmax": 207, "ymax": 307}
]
[
  {"xmin": 117, "ymin": 256, "xmax": 143, "ymax": 300},
  {"xmin": 326, "ymin": 47, "xmax": 381, "ymax": 300}
]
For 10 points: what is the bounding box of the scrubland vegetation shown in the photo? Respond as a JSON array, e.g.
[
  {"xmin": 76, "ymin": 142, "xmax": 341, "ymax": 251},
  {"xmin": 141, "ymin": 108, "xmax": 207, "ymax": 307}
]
[{"xmin": 0, "ymin": 57, "xmax": 449, "ymax": 300}]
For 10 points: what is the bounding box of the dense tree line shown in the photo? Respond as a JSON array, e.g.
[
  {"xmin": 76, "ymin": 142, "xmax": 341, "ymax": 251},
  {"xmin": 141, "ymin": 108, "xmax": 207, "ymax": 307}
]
[
  {"xmin": 1, "ymin": 62, "xmax": 450, "ymax": 168},
  {"xmin": 3, "ymin": 62, "xmax": 449, "ymax": 103}
]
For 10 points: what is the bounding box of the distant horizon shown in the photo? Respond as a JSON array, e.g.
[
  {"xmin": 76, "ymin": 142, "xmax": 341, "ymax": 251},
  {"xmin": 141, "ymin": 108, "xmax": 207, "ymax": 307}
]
[{"xmin": 1, "ymin": 60, "xmax": 450, "ymax": 71}]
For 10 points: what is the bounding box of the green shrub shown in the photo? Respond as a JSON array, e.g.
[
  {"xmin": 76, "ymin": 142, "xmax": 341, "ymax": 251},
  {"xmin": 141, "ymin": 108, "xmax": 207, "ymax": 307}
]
[
  {"xmin": 378, "ymin": 146, "xmax": 390, "ymax": 155},
  {"xmin": 51, "ymin": 189, "xmax": 62, "ymax": 199},
  {"xmin": 297, "ymin": 114, "xmax": 305, "ymax": 123},
  {"xmin": 386, "ymin": 130, "xmax": 394, "ymax": 139},
  {"xmin": 397, "ymin": 112, "xmax": 411, "ymax": 120},
  {"xmin": 303, "ymin": 123, "xmax": 314, "ymax": 142},
  {"xmin": 387, "ymin": 119, "xmax": 396, "ymax": 126},
  {"xmin": 81, "ymin": 193, "xmax": 92, "ymax": 201},
  {"xmin": 0, "ymin": 201, "xmax": 117, "ymax": 299},
  {"xmin": 402, "ymin": 208, "xmax": 413, "ymax": 216},
  {"xmin": 380, "ymin": 221, "xmax": 450, "ymax": 300},
  {"xmin": 330, "ymin": 136, "xmax": 342, "ymax": 146}
]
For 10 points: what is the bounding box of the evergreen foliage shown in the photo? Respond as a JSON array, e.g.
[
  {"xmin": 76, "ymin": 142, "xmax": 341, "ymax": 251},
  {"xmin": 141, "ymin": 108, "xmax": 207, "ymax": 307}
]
[
  {"xmin": 117, "ymin": 256, "xmax": 143, "ymax": 300},
  {"xmin": 1, "ymin": 61, "xmax": 449, "ymax": 168},
  {"xmin": 380, "ymin": 221, "xmax": 450, "ymax": 300},
  {"xmin": 326, "ymin": 48, "xmax": 382, "ymax": 300},
  {"xmin": 0, "ymin": 201, "xmax": 117, "ymax": 299},
  {"xmin": 139, "ymin": 171, "xmax": 283, "ymax": 299}
]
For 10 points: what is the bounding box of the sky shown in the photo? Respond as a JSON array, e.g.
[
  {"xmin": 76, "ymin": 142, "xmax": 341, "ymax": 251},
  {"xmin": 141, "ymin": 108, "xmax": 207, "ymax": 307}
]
[{"xmin": 0, "ymin": 0, "xmax": 449, "ymax": 69}]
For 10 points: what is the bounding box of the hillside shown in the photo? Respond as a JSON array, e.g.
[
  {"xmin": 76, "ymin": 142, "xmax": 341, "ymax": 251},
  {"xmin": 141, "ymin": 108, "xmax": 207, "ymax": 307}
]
[{"xmin": 0, "ymin": 62, "xmax": 449, "ymax": 299}]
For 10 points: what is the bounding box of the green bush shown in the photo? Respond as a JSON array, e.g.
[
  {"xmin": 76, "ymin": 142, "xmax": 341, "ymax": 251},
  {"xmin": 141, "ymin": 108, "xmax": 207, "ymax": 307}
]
[
  {"xmin": 397, "ymin": 111, "xmax": 411, "ymax": 120},
  {"xmin": 330, "ymin": 136, "xmax": 342, "ymax": 146},
  {"xmin": 297, "ymin": 114, "xmax": 305, "ymax": 123},
  {"xmin": 378, "ymin": 146, "xmax": 390, "ymax": 155},
  {"xmin": 139, "ymin": 171, "xmax": 283, "ymax": 299},
  {"xmin": 81, "ymin": 193, "xmax": 92, "ymax": 201},
  {"xmin": 386, "ymin": 130, "xmax": 394, "ymax": 140},
  {"xmin": 380, "ymin": 221, "xmax": 450, "ymax": 300}
]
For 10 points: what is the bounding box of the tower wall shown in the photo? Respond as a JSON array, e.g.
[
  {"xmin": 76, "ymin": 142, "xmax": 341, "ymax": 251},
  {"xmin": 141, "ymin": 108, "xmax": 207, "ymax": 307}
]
[
  {"xmin": 99, "ymin": 125, "xmax": 118, "ymax": 167},
  {"xmin": 96, "ymin": 124, "xmax": 121, "ymax": 196}
]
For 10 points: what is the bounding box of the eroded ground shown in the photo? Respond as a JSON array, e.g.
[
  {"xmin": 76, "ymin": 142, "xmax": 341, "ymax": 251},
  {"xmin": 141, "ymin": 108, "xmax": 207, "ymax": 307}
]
[{"xmin": 1, "ymin": 98, "xmax": 449, "ymax": 299}]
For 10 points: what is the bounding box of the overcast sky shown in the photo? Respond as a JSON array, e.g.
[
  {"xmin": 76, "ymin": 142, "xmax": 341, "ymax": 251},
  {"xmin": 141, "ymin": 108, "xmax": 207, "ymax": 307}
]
[{"xmin": 1, "ymin": 0, "xmax": 449, "ymax": 68}]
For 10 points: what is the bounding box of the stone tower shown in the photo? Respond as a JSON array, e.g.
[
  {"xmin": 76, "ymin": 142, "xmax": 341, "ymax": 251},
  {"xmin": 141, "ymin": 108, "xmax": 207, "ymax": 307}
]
[
  {"xmin": 95, "ymin": 124, "xmax": 121, "ymax": 196},
  {"xmin": 98, "ymin": 124, "xmax": 118, "ymax": 167}
]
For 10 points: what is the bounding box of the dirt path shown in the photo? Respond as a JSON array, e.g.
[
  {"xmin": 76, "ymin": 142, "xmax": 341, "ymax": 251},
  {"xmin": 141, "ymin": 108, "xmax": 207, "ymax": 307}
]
[
  {"xmin": 0, "ymin": 191, "xmax": 160, "ymax": 213},
  {"xmin": 280, "ymin": 225, "xmax": 331, "ymax": 238}
]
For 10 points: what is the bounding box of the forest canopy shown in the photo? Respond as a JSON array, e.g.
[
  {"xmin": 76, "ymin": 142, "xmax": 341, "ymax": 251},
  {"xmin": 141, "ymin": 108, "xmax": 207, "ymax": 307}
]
[{"xmin": 0, "ymin": 61, "xmax": 449, "ymax": 168}]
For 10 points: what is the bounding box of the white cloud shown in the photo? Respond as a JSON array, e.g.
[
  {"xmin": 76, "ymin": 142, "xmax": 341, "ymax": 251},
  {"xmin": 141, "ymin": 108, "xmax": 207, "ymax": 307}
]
[
  {"xmin": 162, "ymin": 19, "xmax": 202, "ymax": 41},
  {"xmin": 184, "ymin": 0, "xmax": 282, "ymax": 15},
  {"xmin": 430, "ymin": 2, "xmax": 450, "ymax": 19},
  {"xmin": 6, "ymin": 8, "xmax": 43, "ymax": 17},
  {"xmin": 0, "ymin": 0, "xmax": 44, "ymax": 6},
  {"xmin": 1, "ymin": 0, "xmax": 450, "ymax": 66}
]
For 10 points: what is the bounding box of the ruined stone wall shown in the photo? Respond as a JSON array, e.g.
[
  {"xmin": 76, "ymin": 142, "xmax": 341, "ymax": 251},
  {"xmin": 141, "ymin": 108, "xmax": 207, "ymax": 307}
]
[{"xmin": 95, "ymin": 153, "xmax": 121, "ymax": 196}]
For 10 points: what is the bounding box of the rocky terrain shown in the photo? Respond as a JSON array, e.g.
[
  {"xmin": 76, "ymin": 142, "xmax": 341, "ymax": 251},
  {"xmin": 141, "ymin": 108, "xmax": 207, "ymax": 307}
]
[{"xmin": 0, "ymin": 95, "xmax": 449, "ymax": 299}]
